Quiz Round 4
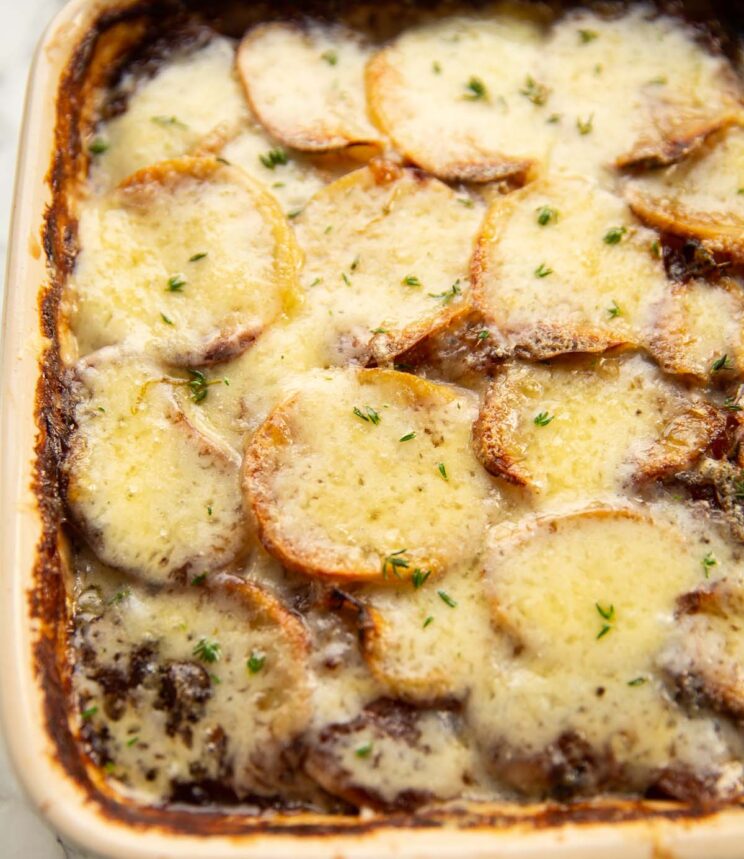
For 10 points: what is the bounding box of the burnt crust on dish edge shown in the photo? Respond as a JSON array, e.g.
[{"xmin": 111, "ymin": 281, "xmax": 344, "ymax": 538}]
[{"xmin": 30, "ymin": 0, "xmax": 744, "ymax": 838}]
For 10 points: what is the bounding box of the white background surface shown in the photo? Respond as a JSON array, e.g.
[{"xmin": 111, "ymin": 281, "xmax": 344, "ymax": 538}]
[{"xmin": 1, "ymin": 0, "xmax": 91, "ymax": 855}]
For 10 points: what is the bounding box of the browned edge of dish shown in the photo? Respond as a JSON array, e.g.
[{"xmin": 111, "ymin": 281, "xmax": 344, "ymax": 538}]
[{"xmin": 31, "ymin": 0, "xmax": 744, "ymax": 839}]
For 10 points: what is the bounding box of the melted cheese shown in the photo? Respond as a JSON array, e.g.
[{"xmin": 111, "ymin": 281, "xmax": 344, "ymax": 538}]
[
  {"xmin": 90, "ymin": 38, "xmax": 249, "ymax": 189},
  {"xmin": 66, "ymin": 158, "xmax": 300, "ymax": 365}
]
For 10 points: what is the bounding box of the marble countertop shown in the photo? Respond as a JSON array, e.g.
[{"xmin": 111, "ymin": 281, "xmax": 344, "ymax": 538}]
[{"xmin": 1, "ymin": 1, "xmax": 91, "ymax": 856}]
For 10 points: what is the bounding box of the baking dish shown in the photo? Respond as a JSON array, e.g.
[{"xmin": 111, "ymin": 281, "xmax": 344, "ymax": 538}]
[{"xmin": 2, "ymin": 0, "xmax": 744, "ymax": 856}]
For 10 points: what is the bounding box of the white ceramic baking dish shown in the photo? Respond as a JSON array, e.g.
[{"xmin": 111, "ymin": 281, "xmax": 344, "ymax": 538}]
[{"xmin": 2, "ymin": 0, "xmax": 744, "ymax": 856}]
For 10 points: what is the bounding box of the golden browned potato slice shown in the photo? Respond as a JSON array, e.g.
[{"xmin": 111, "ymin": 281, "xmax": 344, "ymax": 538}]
[
  {"xmin": 294, "ymin": 162, "xmax": 484, "ymax": 365},
  {"xmin": 544, "ymin": 8, "xmax": 743, "ymax": 176},
  {"xmin": 66, "ymin": 157, "xmax": 300, "ymax": 366},
  {"xmin": 194, "ymin": 117, "xmax": 365, "ymax": 217},
  {"xmin": 365, "ymin": 12, "xmax": 549, "ymax": 182},
  {"xmin": 237, "ymin": 22, "xmax": 382, "ymax": 152},
  {"xmin": 471, "ymin": 507, "xmax": 744, "ymax": 799},
  {"xmin": 304, "ymin": 699, "xmax": 481, "ymax": 810},
  {"xmin": 472, "ymin": 355, "xmax": 724, "ymax": 498},
  {"xmin": 626, "ymin": 127, "xmax": 744, "ymax": 262},
  {"xmin": 64, "ymin": 349, "xmax": 247, "ymax": 585},
  {"xmin": 243, "ymin": 368, "xmax": 496, "ymax": 583},
  {"xmin": 647, "ymin": 279, "xmax": 744, "ymax": 382},
  {"xmin": 659, "ymin": 579, "xmax": 744, "ymax": 722},
  {"xmin": 89, "ymin": 37, "xmax": 250, "ymax": 189},
  {"xmin": 73, "ymin": 558, "xmax": 312, "ymax": 800},
  {"xmin": 471, "ymin": 175, "xmax": 667, "ymax": 358}
]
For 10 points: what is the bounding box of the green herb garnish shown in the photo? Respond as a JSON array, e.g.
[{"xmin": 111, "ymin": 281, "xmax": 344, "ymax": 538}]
[
  {"xmin": 702, "ymin": 552, "xmax": 717, "ymax": 578},
  {"xmin": 438, "ymin": 590, "xmax": 457, "ymax": 608},
  {"xmin": 189, "ymin": 252, "xmax": 207, "ymax": 262},
  {"xmin": 437, "ymin": 462, "xmax": 448, "ymax": 480},
  {"xmin": 578, "ymin": 28, "xmax": 598, "ymax": 43},
  {"xmin": 607, "ymin": 300, "xmax": 621, "ymax": 318},
  {"xmin": 355, "ymin": 742, "xmax": 373, "ymax": 758},
  {"xmin": 712, "ymin": 354, "xmax": 733, "ymax": 372},
  {"xmin": 402, "ymin": 275, "xmax": 421, "ymax": 287},
  {"xmin": 536, "ymin": 205, "xmax": 557, "ymax": 226},
  {"xmin": 247, "ymin": 651, "xmax": 266, "ymax": 673},
  {"xmin": 534, "ymin": 262, "xmax": 553, "ymax": 278},
  {"xmin": 382, "ymin": 549, "xmax": 409, "ymax": 579},
  {"xmin": 423, "ymin": 615, "xmax": 434, "ymax": 628},
  {"xmin": 534, "ymin": 411, "xmax": 554, "ymax": 427},
  {"xmin": 627, "ymin": 676, "xmax": 647, "ymax": 687},
  {"xmin": 429, "ymin": 279, "xmax": 462, "ymax": 303},
  {"xmin": 259, "ymin": 147, "xmax": 289, "ymax": 169},
  {"xmin": 412, "ymin": 568, "xmax": 431, "ymax": 589},
  {"xmin": 321, "ymin": 49, "xmax": 338, "ymax": 65},
  {"xmin": 193, "ymin": 637, "xmax": 221, "ymax": 663},
  {"xmin": 520, "ymin": 75, "xmax": 549, "ymax": 106},
  {"xmin": 81, "ymin": 705, "xmax": 98, "ymax": 720},
  {"xmin": 399, "ymin": 431, "xmax": 416, "ymax": 442},
  {"xmin": 577, "ymin": 113, "xmax": 594, "ymax": 135},
  {"xmin": 191, "ymin": 574, "xmax": 207, "ymax": 586},
  {"xmin": 88, "ymin": 137, "xmax": 109, "ymax": 155},
  {"xmin": 166, "ymin": 274, "xmax": 186, "ymax": 292},
  {"xmin": 353, "ymin": 405, "xmax": 381, "ymax": 425},
  {"xmin": 463, "ymin": 76, "xmax": 487, "ymax": 101},
  {"xmin": 603, "ymin": 226, "xmax": 627, "ymax": 245}
]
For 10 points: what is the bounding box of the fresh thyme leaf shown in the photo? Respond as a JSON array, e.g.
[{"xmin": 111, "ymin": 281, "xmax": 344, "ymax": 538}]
[
  {"xmin": 81, "ymin": 705, "xmax": 98, "ymax": 720},
  {"xmin": 166, "ymin": 274, "xmax": 186, "ymax": 292},
  {"xmin": 578, "ymin": 28, "xmax": 598, "ymax": 43},
  {"xmin": 438, "ymin": 590, "xmax": 457, "ymax": 608},
  {"xmin": 207, "ymin": 504, "xmax": 213, "ymax": 515},
  {"xmin": 187, "ymin": 369, "xmax": 212, "ymax": 403},
  {"xmin": 189, "ymin": 252, "xmax": 207, "ymax": 262},
  {"xmin": 399, "ymin": 431, "xmax": 416, "ymax": 442},
  {"xmin": 724, "ymin": 396, "xmax": 743, "ymax": 412},
  {"xmin": 191, "ymin": 573, "xmax": 207, "ymax": 586},
  {"xmin": 457, "ymin": 196, "xmax": 474, "ymax": 208},
  {"xmin": 533, "ymin": 411, "xmax": 554, "ymax": 427},
  {"xmin": 712, "ymin": 354, "xmax": 734, "ymax": 372},
  {"xmin": 520, "ymin": 75, "xmax": 550, "ymax": 106},
  {"xmin": 151, "ymin": 115, "xmax": 188, "ymax": 129},
  {"xmin": 215, "ymin": 156, "xmax": 231, "ymax": 166},
  {"xmin": 595, "ymin": 602, "xmax": 615, "ymax": 621},
  {"xmin": 321, "ymin": 49, "xmax": 338, "ymax": 65},
  {"xmin": 310, "ymin": 277, "xmax": 322, "ymax": 287},
  {"xmin": 536, "ymin": 205, "xmax": 557, "ymax": 226},
  {"xmin": 341, "ymin": 272, "xmax": 351, "ymax": 285},
  {"xmin": 353, "ymin": 405, "xmax": 381, "ymax": 424},
  {"xmin": 193, "ymin": 637, "xmax": 221, "ymax": 663},
  {"xmin": 126, "ymin": 736, "xmax": 139, "ymax": 747},
  {"xmin": 428, "ymin": 279, "xmax": 462, "ymax": 303},
  {"xmin": 402, "ymin": 275, "xmax": 421, "ymax": 287},
  {"xmin": 355, "ymin": 742, "xmax": 373, "ymax": 758},
  {"xmin": 463, "ymin": 76, "xmax": 487, "ymax": 101},
  {"xmin": 476, "ymin": 330, "xmax": 490, "ymax": 341},
  {"xmin": 650, "ymin": 239, "xmax": 661, "ymax": 258},
  {"xmin": 108, "ymin": 588, "xmax": 131, "ymax": 606},
  {"xmin": 627, "ymin": 676, "xmax": 647, "ymax": 687},
  {"xmin": 423, "ymin": 615, "xmax": 434, "ymax": 628},
  {"xmin": 534, "ymin": 263, "xmax": 553, "ymax": 278},
  {"xmin": 370, "ymin": 327, "xmax": 388, "ymax": 334},
  {"xmin": 259, "ymin": 147, "xmax": 289, "ymax": 169},
  {"xmin": 576, "ymin": 113, "xmax": 594, "ymax": 135},
  {"xmin": 438, "ymin": 462, "xmax": 448, "ymax": 480},
  {"xmin": 160, "ymin": 312, "xmax": 174, "ymax": 326},
  {"xmin": 412, "ymin": 568, "xmax": 431, "ymax": 589},
  {"xmin": 596, "ymin": 624, "xmax": 612, "ymax": 640},
  {"xmin": 287, "ymin": 208, "xmax": 303, "ymax": 219},
  {"xmin": 247, "ymin": 651, "xmax": 266, "ymax": 673},
  {"xmin": 603, "ymin": 226, "xmax": 627, "ymax": 245},
  {"xmin": 350, "ymin": 255, "xmax": 360, "ymax": 271},
  {"xmin": 607, "ymin": 300, "xmax": 622, "ymax": 318},
  {"xmin": 88, "ymin": 137, "xmax": 109, "ymax": 155},
  {"xmin": 547, "ymin": 113, "xmax": 562, "ymax": 124},
  {"xmin": 382, "ymin": 549, "xmax": 409, "ymax": 579},
  {"xmin": 702, "ymin": 552, "xmax": 717, "ymax": 578}
]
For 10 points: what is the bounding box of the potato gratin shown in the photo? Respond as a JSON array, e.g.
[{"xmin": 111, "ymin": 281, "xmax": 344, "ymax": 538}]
[{"xmin": 60, "ymin": 2, "xmax": 744, "ymax": 812}]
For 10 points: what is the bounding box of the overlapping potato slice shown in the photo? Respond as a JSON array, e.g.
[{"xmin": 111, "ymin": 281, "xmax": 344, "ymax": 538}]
[
  {"xmin": 243, "ymin": 368, "xmax": 497, "ymax": 583},
  {"xmin": 626, "ymin": 126, "xmax": 744, "ymax": 261},
  {"xmin": 304, "ymin": 699, "xmax": 482, "ymax": 810},
  {"xmin": 659, "ymin": 579, "xmax": 744, "ymax": 723},
  {"xmin": 237, "ymin": 22, "xmax": 382, "ymax": 152},
  {"xmin": 472, "ymin": 355, "xmax": 725, "ymax": 497},
  {"xmin": 72, "ymin": 558, "xmax": 312, "ymax": 801},
  {"xmin": 471, "ymin": 175, "xmax": 667, "ymax": 357},
  {"xmin": 195, "ymin": 117, "xmax": 364, "ymax": 217},
  {"xmin": 647, "ymin": 278, "xmax": 744, "ymax": 381},
  {"xmin": 472, "ymin": 507, "xmax": 744, "ymax": 799},
  {"xmin": 295, "ymin": 162, "xmax": 483, "ymax": 365},
  {"xmin": 365, "ymin": 12, "xmax": 548, "ymax": 182},
  {"xmin": 67, "ymin": 157, "xmax": 300, "ymax": 365},
  {"xmin": 545, "ymin": 8, "xmax": 743, "ymax": 176},
  {"xmin": 89, "ymin": 37, "xmax": 249, "ymax": 189},
  {"xmin": 65, "ymin": 349, "xmax": 246, "ymax": 585}
]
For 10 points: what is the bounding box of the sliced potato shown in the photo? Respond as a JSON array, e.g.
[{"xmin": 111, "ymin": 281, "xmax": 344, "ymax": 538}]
[
  {"xmin": 647, "ymin": 279, "xmax": 744, "ymax": 381},
  {"xmin": 659, "ymin": 579, "xmax": 744, "ymax": 722},
  {"xmin": 243, "ymin": 368, "xmax": 496, "ymax": 583},
  {"xmin": 545, "ymin": 8, "xmax": 743, "ymax": 177},
  {"xmin": 64, "ymin": 349, "xmax": 247, "ymax": 584},
  {"xmin": 72, "ymin": 559, "xmax": 312, "ymax": 800},
  {"xmin": 472, "ymin": 507, "xmax": 743, "ymax": 798},
  {"xmin": 89, "ymin": 37, "xmax": 249, "ymax": 189},
  {"xmin": 295, "ymin": 162, "xmax": 484, "ymax": 364},
  {"xmin": 237, "ymin": 22, "xmax": 382, "ymax": 152},
  {"xmin": 626, "ymin": 126, "xmax": 744, "ymax": 262},
  {"xmin": 471, "ymin": 175, "xmax": 668, "ymax": 357},
  {"xmin": 304, "ymin": 699, "xmax": 480, "ymax": 810},
  {"xmin": 472, "ymin": 355, "xmax": 723, "ymax": 498},
  {"xmin": 195, "ymin": 117, "xmax": 364, "ymax": 216},
  {"xmin": 677, "ymin": 457, "xmax": 744, "ymax": 544},
  {"xmin": 365, "ymin": 12, "xmax": 549, "ymax": 182},
  {"xmin": 67, "ymin": 157, "xmax": 300, "ymax": 365}
]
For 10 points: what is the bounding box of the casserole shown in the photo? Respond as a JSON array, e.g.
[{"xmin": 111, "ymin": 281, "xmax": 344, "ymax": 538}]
[{"xmin": 3, "ymin": 0, "xmax": 744, "ymax": 856}]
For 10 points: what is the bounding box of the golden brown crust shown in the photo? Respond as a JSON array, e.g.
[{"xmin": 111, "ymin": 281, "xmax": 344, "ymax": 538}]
[{"xmin": 472, "ymin": 376, "xmax": 531, "ymax": 487}]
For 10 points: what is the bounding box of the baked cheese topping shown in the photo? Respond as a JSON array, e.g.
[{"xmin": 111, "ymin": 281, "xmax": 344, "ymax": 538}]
[{"xmin": 61, "ymin": 4, "xmax": 744, "ymax": 812}]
